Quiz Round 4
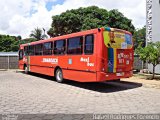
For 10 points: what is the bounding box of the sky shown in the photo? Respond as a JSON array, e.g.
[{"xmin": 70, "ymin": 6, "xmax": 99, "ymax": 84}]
[{"xmin": 0, "ymin": 0, "xmax": 146, "ymax": 38}]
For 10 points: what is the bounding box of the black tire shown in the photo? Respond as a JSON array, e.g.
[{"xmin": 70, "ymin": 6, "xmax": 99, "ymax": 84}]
[
  {"xmin": 24, "ymin": 66, "xmax": 29, "ymax": 74},
  {"xmin": 114, "ymin": 79, "xmax": 120, "ymax": 82},
  {"xmin": 55, "ymin": 68, "xmax": 64, "ymax": 83}
]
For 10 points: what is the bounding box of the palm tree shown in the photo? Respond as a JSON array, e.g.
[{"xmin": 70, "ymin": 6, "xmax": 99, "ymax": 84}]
[{"xmin": 30, "ymin": 27, "xmax": 48, "ymax": 40}]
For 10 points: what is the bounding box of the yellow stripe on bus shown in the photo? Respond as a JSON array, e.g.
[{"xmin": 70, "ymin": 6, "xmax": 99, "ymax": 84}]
[
  {"xmin": 103, "ymin": 31, "xmax": 110, "ymax": 47},
  {"xmin": 113, "ymin": 48, "xmax": 117, "ymax": 73}
]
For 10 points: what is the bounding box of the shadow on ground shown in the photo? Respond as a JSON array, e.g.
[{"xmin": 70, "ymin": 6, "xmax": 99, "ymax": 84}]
[
  {"xmin": 17, "ymin": 71, "xmax": 142, "ymax": 93},
  {"xmin": 65, "ymin": 80, "xmax": 142, "ymax": 93}
]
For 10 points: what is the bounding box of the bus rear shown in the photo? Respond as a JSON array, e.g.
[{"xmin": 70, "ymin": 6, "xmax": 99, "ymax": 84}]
[{"xmin": 97, "ymin": 27, "xmax": 133, "ymax": 81}]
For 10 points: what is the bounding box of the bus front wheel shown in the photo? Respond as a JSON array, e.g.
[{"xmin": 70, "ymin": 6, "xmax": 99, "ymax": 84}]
[{"xmin": 55, "ymin": 68, "xmax": 64, "ymax": 83}]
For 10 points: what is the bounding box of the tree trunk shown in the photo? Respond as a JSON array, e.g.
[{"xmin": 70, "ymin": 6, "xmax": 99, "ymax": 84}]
[{"xmin": 152, "ymin": 65, "xmax": 155, "ymax": 80}]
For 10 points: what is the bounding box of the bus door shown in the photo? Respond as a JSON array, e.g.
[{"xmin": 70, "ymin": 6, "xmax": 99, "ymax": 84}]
[
  {"xmin": 18, "ymin": 49, "xmax": 24, "ymax": 69},
  {"xmin": 24, "ymin": 45, "xmax": 31, "ymax": 71}
]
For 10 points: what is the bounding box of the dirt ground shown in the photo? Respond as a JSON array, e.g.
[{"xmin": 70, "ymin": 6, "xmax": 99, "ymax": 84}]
[{"xmin": 122, "ymin": 74, "xmax": 160, "ymax": 89}]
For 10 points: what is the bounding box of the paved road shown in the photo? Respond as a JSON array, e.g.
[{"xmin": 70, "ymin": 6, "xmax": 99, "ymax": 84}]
[{"xmin": 0, "ymin": 70, "xmax": 160, "ymax": 119}]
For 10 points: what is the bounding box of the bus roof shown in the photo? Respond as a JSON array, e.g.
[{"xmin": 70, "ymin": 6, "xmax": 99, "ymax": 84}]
[
  {"xmin": 103, "ymin": 27, "xmax": 131, "ymax": 34},
  {"xmin": 20, "ymin": 27, "xmax": 132, "ymax": 47}
]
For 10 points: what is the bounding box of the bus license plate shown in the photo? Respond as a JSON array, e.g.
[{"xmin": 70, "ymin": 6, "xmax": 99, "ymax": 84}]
[{"xmin": 116, "ymin": 72, "xmax": 124, "ymax": 76}]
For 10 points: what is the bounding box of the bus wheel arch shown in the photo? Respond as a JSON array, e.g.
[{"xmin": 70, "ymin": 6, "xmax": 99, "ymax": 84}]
[{"xmin": 54, "ymin": 66, "xmax": 64, "ymax": 83}]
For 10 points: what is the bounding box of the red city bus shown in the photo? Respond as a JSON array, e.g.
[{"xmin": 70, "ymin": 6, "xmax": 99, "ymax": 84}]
[{"xmin": 19, "ymin": 27, "xmax": 133, "ymax": 82}]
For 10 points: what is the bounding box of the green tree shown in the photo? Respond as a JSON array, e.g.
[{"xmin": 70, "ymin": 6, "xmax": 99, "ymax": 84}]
[
  {"xmin": 30, "ymin": 27, "xmax": 47, "ymax": 40},
  {"xmin": 108, "ymin": 9, "xmax": 135, "ymax": 34},
  {"xmin": 0, "ymin": 34, "xmax": 38, "ymax": 52},
  {"xmin": 136, "ymin": 42, "xmax": 160, "ymax": 79},
  {"xmin": 133, "ymin": 26, "xmax": 146, "ymax": 49},
  {"xmin": 0, "ymin": 35, "xmax": 20, "ymax": 52},
  {"xmin": 48, "ymin": 6, "xmax": 135, "ymax": 37},
  {"xmin": 20, "ymin": 38, "xmax": 37, "ymax": 44}
]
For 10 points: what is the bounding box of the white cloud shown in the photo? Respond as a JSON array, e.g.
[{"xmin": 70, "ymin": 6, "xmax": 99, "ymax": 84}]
[{"xmin": 0, "ymin": 0, "xmax": 146, "ymax": 38}]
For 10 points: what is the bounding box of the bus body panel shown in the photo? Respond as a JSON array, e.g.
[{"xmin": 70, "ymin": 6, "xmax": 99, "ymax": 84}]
[
  {"xmin": 63, "ymin": 69, "xmax": 97, "ymax": 82},
  {"xmin": 30, "ymin": 64, "xmax": 54, "ymax": 76},
  {"xmin": 95, "ymin": 29, "xmax": 103, "ymax": 73}
]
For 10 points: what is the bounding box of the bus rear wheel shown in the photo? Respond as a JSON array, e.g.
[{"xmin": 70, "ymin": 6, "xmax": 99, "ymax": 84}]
[
  {"xmin": 24, "ymin": 65, "xmax": 28, "ymax": 74},
  {"xmin": 55, "ymin": 68, "xmax": 64, "ymax": 83}
]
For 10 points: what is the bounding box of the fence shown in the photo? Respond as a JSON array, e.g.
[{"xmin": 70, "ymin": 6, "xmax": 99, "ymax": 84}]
[
  {"xmin": 0, "ymin": 52, "xmax": 18, "ymax": 69},
  {"xmin": 133, "ymin": 54, "xmax": 146, "ymax": 71}
]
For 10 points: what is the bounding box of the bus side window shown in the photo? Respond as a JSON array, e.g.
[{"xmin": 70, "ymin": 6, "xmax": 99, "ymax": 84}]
[
  {"xmin": 24, "ymin": 46, "xmax": 28, "ymax": 56},
  {"xmin": 43, "ymin": 42, "xmax": 52, "ymax": 55},
  {"xmin": 19, "ymin": 50, "xmax": 23, "ymax": 60},
  {"xmin": 28, "ymin": 45, "xmax": 35, "ymax": 56},
  {"xmin": 67, "ymin": 36, "xmax": 83, "ymax": 55},
  {"xmin": 54, "ymin": 40, "xmax": 66, "ymax": 55},
  {"xmin": 35, "ymin": 44, "xmax": 43, "ymax": 55},
  {"xmin": 84, "ymin": 34, "xmax": 94, "ymax": 54}
]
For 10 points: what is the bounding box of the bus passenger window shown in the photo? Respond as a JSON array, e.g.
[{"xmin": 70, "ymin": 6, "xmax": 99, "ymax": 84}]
[
  {"xmin": 24, "ymin": 46, "xmax": 28, "ymax": 56},
  {"xmin": 43, "ymin": 42, "xmax": 52, "ymax": 55},
  {"xmin": 67, "ymin": 36, "xmax": 83, "ymax": 54},
  {"xmin": 84, "ymin": 34, "xmax": 94, "ymax": 54},
  {"xmin": 28, "ymin": 45, "xmax": 35, "ymax": 56},
  {"xmin": 54, "ymin": 40, "xmax": 66, "ymax": 55},
  {"xmin": 35, "ymin": 44, "xmax": 43, "ymax": 55}
]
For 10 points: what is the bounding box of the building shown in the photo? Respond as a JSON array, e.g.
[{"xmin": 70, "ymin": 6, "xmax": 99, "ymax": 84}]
[
  {"xmin": 0, "ymin": 52, "xmax": 18, "ymax": 69},
  {"xmin": 146, "ymin": 0, "xmax": 160, "ymax": 73},
  {"xmin": 146, "ymin": 0, "xmax": 160, "ymax": 43}
]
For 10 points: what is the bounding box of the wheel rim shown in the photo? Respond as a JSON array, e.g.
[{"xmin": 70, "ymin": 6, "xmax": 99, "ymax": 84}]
[
  {"xmin": 56, "ymin": 70, "xmax": 62, "ymax": 81},
  {"xmin": 25, "ymin": 66, "xmax": 28, "ymax": 73}
]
